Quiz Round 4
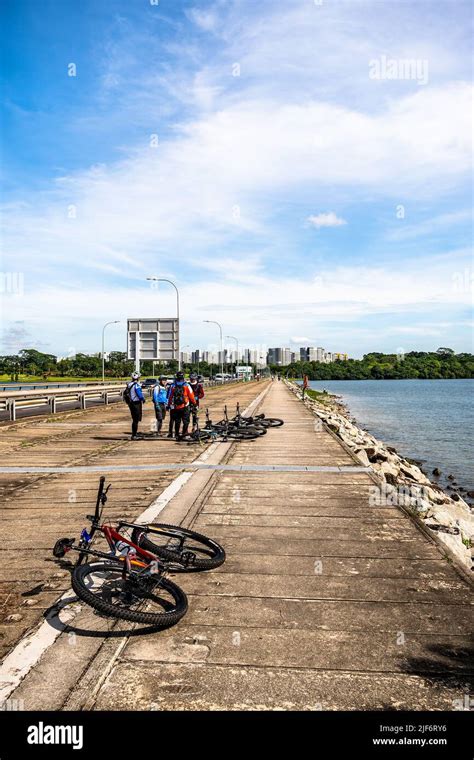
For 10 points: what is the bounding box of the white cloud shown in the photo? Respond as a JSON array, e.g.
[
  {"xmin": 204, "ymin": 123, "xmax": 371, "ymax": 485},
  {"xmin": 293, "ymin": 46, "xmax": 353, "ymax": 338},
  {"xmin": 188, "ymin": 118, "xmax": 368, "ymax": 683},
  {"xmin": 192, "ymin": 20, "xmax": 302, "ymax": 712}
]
[
  {"xmin": 3, "ymin": 82, "xmax": 471, "ymax": 283},
  {"xmin": 2, "ymin": 0, "xmax": 472, "ymax": 356},
  {"xmin": 186, "ymin": 8, "xmax": 219, "ymax": 32},
  {"xmin": 2, "ymin": 250, "xmax": 471, "ymax": 354},
  {"xmin": 307, "ymin": 212, "xmax": 347, "ymax": 229},
  {"xmin": 385, "ymin": 209, "xmax": 472, "ymax": 241}
]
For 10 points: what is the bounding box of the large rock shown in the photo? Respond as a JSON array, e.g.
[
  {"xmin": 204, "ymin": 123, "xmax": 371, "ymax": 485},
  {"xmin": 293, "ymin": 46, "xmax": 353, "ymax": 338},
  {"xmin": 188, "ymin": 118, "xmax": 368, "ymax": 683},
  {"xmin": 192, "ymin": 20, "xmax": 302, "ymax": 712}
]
[
  {"xmin": 378, "ymin": 460, "xmax": 400, "ymax": 482},
  {"xmin": 354, "ymin": 448, "xmax": 371, "ymax": 467},
  {"xmin": 365, "ymin": 446, "xmax": 389, "ymax": 463},
  {"xmin": 398, "ymin": 461, "xmax": 431, "ymax": 485}
]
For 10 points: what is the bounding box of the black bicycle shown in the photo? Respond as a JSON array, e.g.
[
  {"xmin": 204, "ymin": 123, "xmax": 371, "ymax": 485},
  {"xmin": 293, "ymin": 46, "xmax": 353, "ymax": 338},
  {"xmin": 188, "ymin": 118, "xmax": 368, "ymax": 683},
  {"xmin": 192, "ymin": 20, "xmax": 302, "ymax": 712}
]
[
  {"xmin": 232, "ymin": 402, "xmax": 284, "ymax": 428},
  {"xmin": 204, "ymin": 407, "xmax": 262, "ymax": 440}
]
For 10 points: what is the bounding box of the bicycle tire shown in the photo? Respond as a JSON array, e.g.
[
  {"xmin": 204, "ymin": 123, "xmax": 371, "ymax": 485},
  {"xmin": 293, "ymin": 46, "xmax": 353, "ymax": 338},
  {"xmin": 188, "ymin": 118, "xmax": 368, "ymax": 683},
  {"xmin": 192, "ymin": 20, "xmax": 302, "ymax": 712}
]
[
  {"xmin": 71, "ymin": 561, "xmax": 188, "ymax": 626},
  {"xmin": 225, "ymin": 429, "xmax": 260, "ymax": 440},
  {"xmin": 232, "ymin": 425, "xmax": 266, "ymax": 436},
  {"xmin": 131, "ymin": 523, "xmax": 226, "ymax": 572},
  {"xmin": 230, "ymin": 420, "xmax": 267, "ymax": 434},
  {"xmin": 183, "ymin": 429, "xmax": 215, "ymax": 444},
  {"xmin": 244, "ymin": 425, "xmax": 267, "ymax": 435}
]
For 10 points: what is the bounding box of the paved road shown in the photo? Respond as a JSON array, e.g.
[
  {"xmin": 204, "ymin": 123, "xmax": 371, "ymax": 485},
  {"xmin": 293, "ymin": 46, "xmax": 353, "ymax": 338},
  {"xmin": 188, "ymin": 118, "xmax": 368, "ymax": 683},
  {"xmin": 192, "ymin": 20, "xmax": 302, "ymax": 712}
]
[
  {"xmin": 0, "ymin": 381, "xmax": 267, "ymax": 659},
  {"xmin": 1, "ymin": 380, "xmax": 472, "ymax": 710}
]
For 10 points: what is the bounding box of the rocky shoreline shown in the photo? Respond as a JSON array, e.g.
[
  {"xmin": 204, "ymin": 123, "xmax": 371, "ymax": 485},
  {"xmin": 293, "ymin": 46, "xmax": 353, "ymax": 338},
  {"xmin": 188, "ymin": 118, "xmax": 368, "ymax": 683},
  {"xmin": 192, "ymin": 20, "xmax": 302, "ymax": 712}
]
[{"xmin": 287, "ymin": 381, "xmax": 474, "ymax": 572}]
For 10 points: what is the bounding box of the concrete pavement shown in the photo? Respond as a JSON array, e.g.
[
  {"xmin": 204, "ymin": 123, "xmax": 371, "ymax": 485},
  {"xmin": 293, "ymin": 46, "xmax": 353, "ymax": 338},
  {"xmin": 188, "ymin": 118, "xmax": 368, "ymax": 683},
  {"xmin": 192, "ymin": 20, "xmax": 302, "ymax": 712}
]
[{"xmin": 1, "ymin": 380, "xmax": 472, "ymax": 710}]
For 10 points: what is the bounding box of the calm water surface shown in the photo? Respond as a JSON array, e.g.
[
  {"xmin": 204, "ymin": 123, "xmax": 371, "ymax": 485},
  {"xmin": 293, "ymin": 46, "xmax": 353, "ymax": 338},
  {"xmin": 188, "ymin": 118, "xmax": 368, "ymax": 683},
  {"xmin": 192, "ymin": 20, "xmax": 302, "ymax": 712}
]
[{"xmin": 307, "ymin": 379, "xmax": 473, "ymax": 490}]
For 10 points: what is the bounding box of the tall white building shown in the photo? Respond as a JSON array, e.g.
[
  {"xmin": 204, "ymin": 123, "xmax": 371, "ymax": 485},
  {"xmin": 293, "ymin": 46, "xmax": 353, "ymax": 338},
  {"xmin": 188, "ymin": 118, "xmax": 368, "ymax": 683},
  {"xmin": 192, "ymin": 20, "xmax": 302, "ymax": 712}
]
[
  {"xmin": 268, "ymin": 347, "xmax": 292, "ymax": 365},
  {"xmin": 200, "ymin": 351, "xmax": 218, "ymax": 364},
  {"xmin": 227, "ymin": 350, "xmax": 243, "ymax": 364},
  {"xmin": 243, "ymin": 348, "xmax": 262, "ymax": 366}
]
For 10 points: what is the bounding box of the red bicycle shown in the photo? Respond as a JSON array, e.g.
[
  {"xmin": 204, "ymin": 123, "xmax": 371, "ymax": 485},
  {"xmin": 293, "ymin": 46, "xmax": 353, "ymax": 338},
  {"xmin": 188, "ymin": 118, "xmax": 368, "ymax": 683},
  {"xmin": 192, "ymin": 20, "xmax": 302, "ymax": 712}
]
[{"xmin": 53, "ymin": 476, "xmax": 225, "ymax": 626}]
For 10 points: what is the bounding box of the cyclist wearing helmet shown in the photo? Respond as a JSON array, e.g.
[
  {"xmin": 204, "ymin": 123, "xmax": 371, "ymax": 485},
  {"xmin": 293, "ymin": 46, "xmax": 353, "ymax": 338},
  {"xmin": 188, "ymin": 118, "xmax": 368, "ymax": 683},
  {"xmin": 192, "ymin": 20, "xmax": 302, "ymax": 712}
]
[
  {"xmin": 125, "ymin": 371, "xmax": 145, "ymax": 440},
  {"xmin": 188, "ymin": 372, "xmax": 205, "ymax": 432},
  {"xmin": 167, "ymin": 371, "xmax": 195, "ymax": 440},
  {"xmin": 152, "ymin": 376, "xmax": 168, "ymax": 436}
]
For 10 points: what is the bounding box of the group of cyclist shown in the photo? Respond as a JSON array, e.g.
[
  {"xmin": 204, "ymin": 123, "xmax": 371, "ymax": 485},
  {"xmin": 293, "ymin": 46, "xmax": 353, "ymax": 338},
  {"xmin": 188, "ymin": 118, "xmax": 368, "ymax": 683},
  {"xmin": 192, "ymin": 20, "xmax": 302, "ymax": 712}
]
[{"xmin": 125, "ymin": 371, "xmax": 205, "ymax": 441}]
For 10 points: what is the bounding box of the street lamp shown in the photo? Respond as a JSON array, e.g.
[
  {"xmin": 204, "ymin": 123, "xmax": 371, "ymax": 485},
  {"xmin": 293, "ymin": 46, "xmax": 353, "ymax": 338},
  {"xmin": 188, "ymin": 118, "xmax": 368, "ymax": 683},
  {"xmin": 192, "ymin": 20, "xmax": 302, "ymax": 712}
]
[
  {"xmin": 226, "ymin": 335, "xmax": 239, "ymax": 380},
  {"xmin": 146, "ymin": 277, "xmax": 181, "ymax": 370},
  {"xmin": 102, "ymin": 321, "xmax": 120, "ymax": 383},
  {"xmin": 203, "ymin": 320, "xmax": 223, "ymax": 378}
]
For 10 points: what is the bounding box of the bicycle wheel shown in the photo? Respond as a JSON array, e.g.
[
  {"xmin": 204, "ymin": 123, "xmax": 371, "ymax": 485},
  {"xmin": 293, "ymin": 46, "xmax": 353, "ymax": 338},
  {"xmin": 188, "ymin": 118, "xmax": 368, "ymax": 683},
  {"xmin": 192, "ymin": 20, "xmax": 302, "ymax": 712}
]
[
  {"xmin": 243, "ymin": 425, "xmax": 267, "ymax": 435},
  {"xmin": 72, "ymin": 561, "xmax": 187, "ymax": 626},
  {"xmin": 183, "ymin": 429, "xmax": 215, "ymax": 444},
  {"xmin": 230, "ymin": 420, "xmax": 267, "ymax": 435},
  {"xmin": 131, "ymin": 524, "xmax": 226, "ymax": 572},
  {"xmin": 226, "ymin": 428, "xmax": 260, "ymax": 439},
  {"xmin": 258, "ymin": 417, "xmax": 284, "ymax": 427}
]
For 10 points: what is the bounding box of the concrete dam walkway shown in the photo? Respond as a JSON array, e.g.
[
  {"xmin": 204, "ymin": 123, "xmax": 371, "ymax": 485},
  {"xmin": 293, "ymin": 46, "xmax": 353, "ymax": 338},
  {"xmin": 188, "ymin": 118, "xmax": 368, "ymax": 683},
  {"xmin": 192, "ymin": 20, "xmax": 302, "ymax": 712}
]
[{"xmin": 1, "ymin": 380, "xmax": 472, "ymax": 710}]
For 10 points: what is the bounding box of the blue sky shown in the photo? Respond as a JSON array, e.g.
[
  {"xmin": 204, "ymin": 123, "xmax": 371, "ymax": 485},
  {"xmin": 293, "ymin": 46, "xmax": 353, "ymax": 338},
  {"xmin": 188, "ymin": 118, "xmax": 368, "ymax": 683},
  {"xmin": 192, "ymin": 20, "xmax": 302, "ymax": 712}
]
[{"xmin": 1, "ymin": 0, "xmax": 472, "ymax": 359}]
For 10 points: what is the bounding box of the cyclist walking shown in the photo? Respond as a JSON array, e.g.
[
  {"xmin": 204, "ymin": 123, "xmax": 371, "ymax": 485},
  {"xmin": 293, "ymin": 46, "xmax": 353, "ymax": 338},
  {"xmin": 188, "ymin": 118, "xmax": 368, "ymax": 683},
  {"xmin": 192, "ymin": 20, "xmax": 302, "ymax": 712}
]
[
  {"xmin": 152, "ymin": 376, "xmax": 168, "ymax": 436},
  {"xmin": 124, "ymin": 371, "xmax": 145, "ymax": 440},
  {"xmin": 167, "ymin": 371, "xmax": 196, "ymax": 440},
  {"xmin": 188, "ymin": 373, "xmax": 205, "ymax": 432}
]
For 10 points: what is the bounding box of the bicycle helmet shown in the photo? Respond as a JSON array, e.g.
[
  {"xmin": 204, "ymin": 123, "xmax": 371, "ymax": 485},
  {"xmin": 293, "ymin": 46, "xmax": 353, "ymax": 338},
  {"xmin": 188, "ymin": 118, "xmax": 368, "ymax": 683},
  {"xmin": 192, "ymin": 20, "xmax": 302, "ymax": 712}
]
[
  {"xmin": 189, "ymin": 373, "xmax": 198, "ymax": 381},
  {"xmin": 176, "ymin": 371, "xmax": 185, "ymax": 381},
  {"xmin": 131, "ymin": 371, "xmax": 141, "ymax": 380}
]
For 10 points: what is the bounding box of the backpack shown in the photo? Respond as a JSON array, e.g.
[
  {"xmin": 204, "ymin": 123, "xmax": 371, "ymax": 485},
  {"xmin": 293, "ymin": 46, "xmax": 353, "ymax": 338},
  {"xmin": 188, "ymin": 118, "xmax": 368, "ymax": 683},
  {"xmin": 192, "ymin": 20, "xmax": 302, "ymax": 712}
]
[
  {"xmin": 190, "ymin": 382, "xmax": 204, "ymax": 402},
  {"xmin": 173, "ymin": 383, "xmax": 186, "ymax": 407},
  {"xmin": 123, "ymin": 382, "xmax": 133, "ymax": 405}
]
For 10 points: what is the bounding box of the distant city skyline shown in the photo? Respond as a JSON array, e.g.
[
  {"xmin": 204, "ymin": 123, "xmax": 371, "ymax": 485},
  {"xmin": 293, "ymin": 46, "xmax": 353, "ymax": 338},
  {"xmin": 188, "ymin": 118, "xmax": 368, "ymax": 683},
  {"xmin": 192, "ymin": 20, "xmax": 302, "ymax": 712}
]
[
  {"xmin": 1, "ymin": 1, "xmax": 472, "ymax": 357},
  {"xmin": 56, "ymin": 344, "xmax": 347, "ymax": 367}
]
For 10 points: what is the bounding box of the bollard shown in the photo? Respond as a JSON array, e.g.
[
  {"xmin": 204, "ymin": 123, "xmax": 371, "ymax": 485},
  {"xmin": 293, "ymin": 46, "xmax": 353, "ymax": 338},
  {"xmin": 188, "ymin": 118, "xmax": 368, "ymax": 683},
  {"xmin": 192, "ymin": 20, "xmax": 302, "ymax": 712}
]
[{"xmin": 8, "ymin": 400, "xmax": 16, "ymax": 422}]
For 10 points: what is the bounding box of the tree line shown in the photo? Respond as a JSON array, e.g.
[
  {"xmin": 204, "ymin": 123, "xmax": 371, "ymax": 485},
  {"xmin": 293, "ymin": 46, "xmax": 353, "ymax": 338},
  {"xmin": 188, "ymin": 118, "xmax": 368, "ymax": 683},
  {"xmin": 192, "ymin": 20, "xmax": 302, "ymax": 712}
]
[
  {"xmin": 0, "ymin": 349, "xmax": 230, "ymax": 381},
  {"xmin": 274, "ymin": 348, "xmax": 474, "ymax": 380},
  {"xmin": 0, "ymin": 347, "xmax": 472, "ymax": 382}
]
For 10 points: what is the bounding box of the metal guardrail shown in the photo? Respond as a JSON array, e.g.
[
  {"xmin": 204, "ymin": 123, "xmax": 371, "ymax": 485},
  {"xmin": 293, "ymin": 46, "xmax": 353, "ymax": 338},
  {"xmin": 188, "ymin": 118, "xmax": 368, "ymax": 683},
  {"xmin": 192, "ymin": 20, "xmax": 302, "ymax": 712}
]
[
  {"xmin": 0, "ymin": 381, "xmax": 122, "ymax": 392},
  {"xmin": 0, "ymin": 384, "xmax": 125, "ymax": 421},
  {"xmin": 0, "ymin": 378, "xmax": 251, "ymax": 421}
]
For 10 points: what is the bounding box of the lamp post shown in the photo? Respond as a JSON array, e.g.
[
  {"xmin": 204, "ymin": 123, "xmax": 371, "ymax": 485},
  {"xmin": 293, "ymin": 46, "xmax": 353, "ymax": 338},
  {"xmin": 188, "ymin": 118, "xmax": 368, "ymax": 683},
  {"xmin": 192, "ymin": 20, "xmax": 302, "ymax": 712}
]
[
  {"xmin": 146, "ymin": 277, "xmax": 181, "ymax": 370},
  {"xmin": 226, "ymin": 335, "xmax": 239, "ymax": 380},
  {"xmin": 102, "ymin": 321, "xmax": 120, "ymax": 383},
  {"xmin": 204, "ymin": 320, "xmax": 223, "ymax": 379}
]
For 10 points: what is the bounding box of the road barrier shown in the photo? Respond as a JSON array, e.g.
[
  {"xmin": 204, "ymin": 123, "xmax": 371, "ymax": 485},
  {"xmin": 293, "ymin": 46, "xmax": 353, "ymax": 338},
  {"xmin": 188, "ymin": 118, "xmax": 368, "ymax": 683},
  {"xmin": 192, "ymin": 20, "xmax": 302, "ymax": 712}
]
[
  {"xmin": 0, "ymin": 378, "xmax": 247, "ymax": 421},
  {"xmin": 0, "ymin": 381, "xmax": 121, "ymax": 392},
  {"xmin": 0, "ymin": 384, "xmax": 125, "ymax": 421}
]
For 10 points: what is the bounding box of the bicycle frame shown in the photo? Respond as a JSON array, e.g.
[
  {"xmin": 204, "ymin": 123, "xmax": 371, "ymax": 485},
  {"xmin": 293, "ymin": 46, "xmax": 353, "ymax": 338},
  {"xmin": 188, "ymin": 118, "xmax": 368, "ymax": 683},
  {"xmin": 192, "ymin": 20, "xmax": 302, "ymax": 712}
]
[{"xmin": 53, "ymin": 476, "xmax": 166, "ymax": 577}]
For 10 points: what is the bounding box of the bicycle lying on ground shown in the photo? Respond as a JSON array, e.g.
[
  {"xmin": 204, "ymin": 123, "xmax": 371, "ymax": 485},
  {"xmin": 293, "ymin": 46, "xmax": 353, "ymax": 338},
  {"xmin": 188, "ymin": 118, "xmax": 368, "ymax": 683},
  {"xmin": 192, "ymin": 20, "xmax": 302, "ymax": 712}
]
[
  {"xmin": 184, "ymin": 403, "xmax": 284, "ymax": 444},
  {"xmin": 53, "ymin": 476, "xmax": 225, "ymax": 626},
  {"xmin": 231, "ymin": 402, "xmax": 284, "ymax": 429}
]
